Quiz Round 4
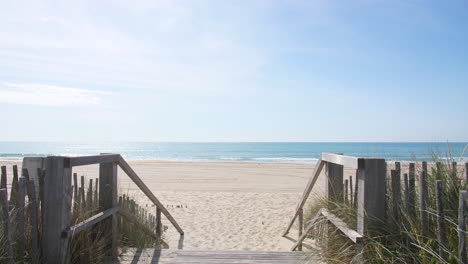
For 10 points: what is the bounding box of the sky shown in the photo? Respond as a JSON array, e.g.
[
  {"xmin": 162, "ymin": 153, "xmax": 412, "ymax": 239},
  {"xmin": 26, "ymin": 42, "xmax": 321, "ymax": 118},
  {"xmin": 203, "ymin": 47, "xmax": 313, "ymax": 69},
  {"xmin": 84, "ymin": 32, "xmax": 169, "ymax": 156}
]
[{"xmin": 0, "ymin": 0, "xmax": 467, "ymax": 142}]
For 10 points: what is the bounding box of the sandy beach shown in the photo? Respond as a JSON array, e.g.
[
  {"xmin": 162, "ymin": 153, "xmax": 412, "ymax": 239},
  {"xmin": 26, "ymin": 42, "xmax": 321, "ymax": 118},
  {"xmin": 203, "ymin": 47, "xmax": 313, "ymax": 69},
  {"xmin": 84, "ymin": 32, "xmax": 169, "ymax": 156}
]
[
  {"xmin": 1, "ymin": 159, "xmax": 464, "ymax": 252},
  {"xmin": 1, "ymin": 160, "xmax": 334, "ymax": 251}
]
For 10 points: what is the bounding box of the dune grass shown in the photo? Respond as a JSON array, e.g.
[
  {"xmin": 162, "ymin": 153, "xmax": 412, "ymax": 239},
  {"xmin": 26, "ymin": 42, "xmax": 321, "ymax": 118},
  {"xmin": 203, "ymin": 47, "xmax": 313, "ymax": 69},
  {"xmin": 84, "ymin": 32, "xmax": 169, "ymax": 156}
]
[
  {"xmin": 302, "ymin": 147, "xmax": 467, "ymax": 263},
  {"xmin": 0, "ymin": 187, "xmax": 164, "ymax": 263}
]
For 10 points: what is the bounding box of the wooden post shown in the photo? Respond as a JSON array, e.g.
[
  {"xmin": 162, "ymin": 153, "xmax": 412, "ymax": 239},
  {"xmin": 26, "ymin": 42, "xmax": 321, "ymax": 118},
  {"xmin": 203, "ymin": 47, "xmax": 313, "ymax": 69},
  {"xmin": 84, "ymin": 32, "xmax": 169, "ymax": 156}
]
[
  {"xmin": 10, "ymin": 165, "xmax": 19, "ymax": 207},
  {"xmin": 344, "ymin": 179, "xmax": 349, "ymax": 204},
  {"xmin": 459, "ymin": 190, "xmax": 467, "ymax": 264},
  {"xmin": 404, "ymin": 173, "xmax": 410, "ymax": 216},
  {"xmin": 1, "ymin": 166, "xmax": 7, "ymax": 196},
  {"xmin": 465, "ymin": 163, "xmax": 468, "ymax": 182},
  {"xmin": 326, "ymin": 162, "xmax": 344, "ymax": 203},
  {"xmin": 95, "ymin": 178, "xmax": 99, "ymax": 207},
  {"xmin": 391, "ymin": 170, "xmax": 401, "ymax": 223},
  {"xmin": 419, "ymin": 171, "xmax": 428, "ymax": 240},
  {"xmin": 435, "ymin": 180, "xmax": 447, "ymax": 261},
  {"xmin": 18, "ymin": 176, "xmax": 26, "ymax": 251},
  {"xmin": 99, "ymin": 162, "xmax": 118, "ymax": 258},
  {"xmin": 73, "ymin": 173, "xmax": 78, "ymax": 203},
  {"xmin": 436, "ymin": 162, "xmax": 442, "ymax": 180},
  {"xmin": 356, "ymin": 158, "xmax": 387, "ymax": 235},
  {"xmin": 422, "ymin": 161, "xmax": 427, "ymax": 175},
  {"xmin": 349, "ymin": 176, "xmax": 354, "ymax": 206},
  {"xmin": 354, "ymin": 171, "xmax": 358, "ymax": 208},
  {"xmin": 156, "ymin": 207, "xmax": 162, "ymax": 236},
  {"xmin": 298, "ymin": 208, "xmax": 303, "ymax": 251},
  {"xmin": 80, "ymin": 176, "xmax": 85, "ymax": 207},
  {"xmin": 408, "ymin": 163, "xmax": 416, "ymax": 217},
  {"xmin": 42, "ymin": 156, "xmax": 72, "ymax": 264},
  {"xmin": 27, "ymin": 179, "xmax": 40, "ymax": 261},
  {"xmin": 87, "ymin": 179, "xmax": 93, "ymax": 209},
  {"xmin": 0, "ymin": 189, "xmax": 14, "ymax": 264}
]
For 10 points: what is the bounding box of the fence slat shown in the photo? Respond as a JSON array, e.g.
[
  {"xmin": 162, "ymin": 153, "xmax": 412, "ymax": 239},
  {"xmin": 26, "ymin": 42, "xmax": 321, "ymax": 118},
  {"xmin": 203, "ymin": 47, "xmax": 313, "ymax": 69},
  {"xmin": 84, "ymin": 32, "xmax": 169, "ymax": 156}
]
[
  {"xmin": 73, "ymin": 173, "xmax": 78, "ymax": 203},
  {"xmin": 80, "ymin": 176, "xmax": 85, "ymax": 207},
  {"xmin": 0, "ymin": 188, "xmax": 14, "ymax": 264},
  {"xmin": 18, "ymin": 176, "xmax": 26, "ymax": 251},
  {"xmin": 27, "ymin": 179, "xmax": 40, "ymax": 261},
  {"xmin": 391, "ymin": 170, "xmax": 401, "ymax": 223},
  {"xmin": 459, "ymin": 190, "xmax": 467, "ymax": 264},
  {"xmin": 344, "ymin": 179, "xmax": 349, "ymax": 204},
  {"xmin": 349, "ymin": 176, "xmax": 354, "ymax": 206},
  {"xmin": 10, "ymin": 165, "xmax": 19, "ymax": 207},
  {"xmin": 298, "ymin": 208, "xmax": 303, "ymax": 251},
  {"xmin": 419, "ymin": 171, "xmax": 428, "ymax": 240},
  {"xmin": 1, "ymin": 166, "xmax": 7, "ymax": 196},
  {"xmin": 409, "ymin": 163, "xmax": 416, "ymax": 217},
  {"xmin": 435, "ymin": 180, "xmax": 447, "ymax": 261}
]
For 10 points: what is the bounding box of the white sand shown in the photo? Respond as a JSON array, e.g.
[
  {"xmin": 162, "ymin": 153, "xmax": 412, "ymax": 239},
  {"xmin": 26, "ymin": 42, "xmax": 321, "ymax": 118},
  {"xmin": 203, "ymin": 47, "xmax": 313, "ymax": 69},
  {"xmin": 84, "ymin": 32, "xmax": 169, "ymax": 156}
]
[{"xmin": 2, "ymin": 160, "xmax": 331, "ymax": 250}]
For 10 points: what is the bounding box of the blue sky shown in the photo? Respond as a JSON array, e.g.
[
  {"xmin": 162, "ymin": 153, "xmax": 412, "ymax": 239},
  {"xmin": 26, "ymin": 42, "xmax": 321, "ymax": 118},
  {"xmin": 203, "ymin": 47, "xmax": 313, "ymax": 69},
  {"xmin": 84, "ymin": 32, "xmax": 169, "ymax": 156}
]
[{"xmin": 0, "ymin": 0, "xmax": 467, "ymax": 142}]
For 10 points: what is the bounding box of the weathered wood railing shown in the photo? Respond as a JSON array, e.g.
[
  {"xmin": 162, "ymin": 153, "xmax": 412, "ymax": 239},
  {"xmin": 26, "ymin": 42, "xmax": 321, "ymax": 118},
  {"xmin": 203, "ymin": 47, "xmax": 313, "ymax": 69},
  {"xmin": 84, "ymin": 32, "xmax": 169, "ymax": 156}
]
[
  {"xmin": 284, "ymin": 153, "xmax": 386, "ymax": 261},
  {"xmin": 23, "ymin": 154, "xmax": 184, "ymax": 263}
]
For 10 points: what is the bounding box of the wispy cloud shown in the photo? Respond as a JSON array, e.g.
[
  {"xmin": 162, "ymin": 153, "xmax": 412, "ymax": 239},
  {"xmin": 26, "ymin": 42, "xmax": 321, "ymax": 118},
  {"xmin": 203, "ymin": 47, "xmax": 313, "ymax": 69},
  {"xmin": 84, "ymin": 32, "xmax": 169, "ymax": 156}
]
[{"xmin": 0, "ymin": 83, "xmax": 108, "ymax": 107}]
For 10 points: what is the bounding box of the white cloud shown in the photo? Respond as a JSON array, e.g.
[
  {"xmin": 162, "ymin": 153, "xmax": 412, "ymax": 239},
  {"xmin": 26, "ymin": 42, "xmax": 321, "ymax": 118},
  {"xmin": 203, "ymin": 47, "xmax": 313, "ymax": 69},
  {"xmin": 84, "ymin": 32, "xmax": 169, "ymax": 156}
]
[{"xmin": 0, "ymin": 83, "xmax": 108, "ymax": 107}]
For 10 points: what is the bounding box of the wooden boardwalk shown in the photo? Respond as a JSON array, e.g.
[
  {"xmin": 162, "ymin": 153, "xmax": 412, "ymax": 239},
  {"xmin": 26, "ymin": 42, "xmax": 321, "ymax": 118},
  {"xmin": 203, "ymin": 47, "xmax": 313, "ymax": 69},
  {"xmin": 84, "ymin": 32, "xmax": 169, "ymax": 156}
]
[{"xmin": 114, "ymin": 249, "xmax": 308, "ymax": 264}]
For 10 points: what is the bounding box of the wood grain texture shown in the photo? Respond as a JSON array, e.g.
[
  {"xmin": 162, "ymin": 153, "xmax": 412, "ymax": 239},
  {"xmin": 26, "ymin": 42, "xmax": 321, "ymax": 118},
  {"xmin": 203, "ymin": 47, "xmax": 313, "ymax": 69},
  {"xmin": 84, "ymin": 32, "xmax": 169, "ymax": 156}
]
[{"xmin": 118, "ymin": 156, "xmax": 184, "ymax": 235}]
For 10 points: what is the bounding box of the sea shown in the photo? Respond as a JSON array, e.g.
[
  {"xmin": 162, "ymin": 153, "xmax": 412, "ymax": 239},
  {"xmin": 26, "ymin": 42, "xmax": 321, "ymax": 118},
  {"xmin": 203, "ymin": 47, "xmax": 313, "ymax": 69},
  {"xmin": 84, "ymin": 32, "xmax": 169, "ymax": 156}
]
[{"xmin": 0, "ymin": 142, "xmax": 467, "ymax": 164}]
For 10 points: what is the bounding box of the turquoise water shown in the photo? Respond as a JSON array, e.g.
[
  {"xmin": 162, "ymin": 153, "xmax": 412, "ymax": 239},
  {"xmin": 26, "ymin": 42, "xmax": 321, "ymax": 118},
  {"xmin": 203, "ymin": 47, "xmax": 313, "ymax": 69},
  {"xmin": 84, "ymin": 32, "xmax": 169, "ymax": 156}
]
[{"xmin": 0, "ymin": 142, "xmax": 466, "ymax": 163}]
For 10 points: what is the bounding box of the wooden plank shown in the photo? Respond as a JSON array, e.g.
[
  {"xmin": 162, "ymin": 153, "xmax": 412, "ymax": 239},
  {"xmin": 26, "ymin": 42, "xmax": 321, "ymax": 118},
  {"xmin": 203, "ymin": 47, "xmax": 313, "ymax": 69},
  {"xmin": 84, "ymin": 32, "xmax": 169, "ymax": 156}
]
[
  {"xmin": 321, "ymin": 153, "xmax": 359, "ymax": 168},
  {"xmin": 349, "ymin": 176, "xmax": 353, "ymax": 206},
  {"xmin": 459, "ymin": 190, "xmax": 467, "ymax": 264},
  {"xmin": 17, "ymin": 176, "xmax": 26, "ymax": 251},
  {"xmin": 357, "ymin": 158, "xmax": 387, "ymax": 235},
  {"xmin": 118, "ymin": 156, "xmax": 184, "ymax": 235},
  {"xmin": 419, "ymin": 171, "xmax": 428, "ymax": 240},
  {"xmin": 408, "ymin": 163, "xmax": 416, "ymax": 217},
  {"xmin": 10, "ymin": 165, "xmax": 19, "ymax": 207},
  {"xmin": 73, "ymin": 173, "xmax": 78, "ymax": 203},
  {"xmin": 354, "ymin": 170, "xmax": 358, "ymax": 208},
  {"xmin": 404, "ymin": 173, "xmax": 410, "ymax": 216},
  {"xmin": 322, "ymin": 208, "xmax": 363, "ymax": 243},
  {"xmin": 99, "ymin": 161, "xmax": 118, "ymax": 258},
  {"xmin": 70, "ymin": 154, "xmax": 120, "ymax": 167},
  {"xmin": 27, "ymin": 179, "xmax": 40, "ymax": 261},
  {"xmin": 38, "ymin": 168, "xmax": 45, "ymax": 227},
  {"xmin": 42, "ymin": 156, "xmax": 72, "ymax": 263},
  {"xmin": 291, "ymin": 209, "xmax": 323, "ymax": 251},
  {"xmin": 391, "ymin": 170, "xmax": 401, "ymax": 223},
  {"xmin": 87, "ymin": 179, "xmax": 93, "ymax": 209},
  {"xmin": 1, "ymin": 166, "xmax": 7, "ymax": 196},
  {"xmin": 283, "ymin": 158, "xmax": 325, "ymax": 236},
  {"xmin": 80, "ymin": 176, "xmax": 85, "ymax": 207},
  {"xmin": 422, "ymin": 161, "xmax": 428, "ymax": 174},
  {"xmin": 156, "ymin": 207, "xmax": 162, "ymax": 236},
  {"xmin": 344, "ymin": 179, "xmax": 349, "ymax": 203},
  {"xmin": 327, "ymin": 162, "xmax": 344, "ymax": 202},
  {"xmin": 0, "ymin": 189, "xmax": 14, "ymax": 264},
  {"xmin": 465, "ymin": 163, "xmax": 468, "ymax": 182},
  {"xmin": 435, "ymin": 180, "xmax": 447, "ymax": 261},
  {"xmin": 297, "ymin": 208, "xmax": 303, "ymax": 251},
  {"xmin": 64, "ymin": 206, "xmax": 120, "ymax": 238}
]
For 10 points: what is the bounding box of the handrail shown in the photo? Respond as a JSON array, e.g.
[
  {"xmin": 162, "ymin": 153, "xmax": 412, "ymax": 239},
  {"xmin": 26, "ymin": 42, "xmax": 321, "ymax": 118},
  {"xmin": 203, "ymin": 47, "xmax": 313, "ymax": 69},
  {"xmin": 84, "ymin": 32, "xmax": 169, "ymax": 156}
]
[
  {"xmin": 283, "ymin": 158, "xmax": 325, "ymax": 236},
  {"xmin": 291, "ymin": 208, "xmax": 363, "ymax": 251},
  {"xmin": 117, "ymin": 156, "xmax": 184, "ymax": 235},
  {"xmin": 283, "ymin": 153, "xmax": 362, "ymax": 236},
  {"xmin": 63, "ymin": 206, "xmax": 120, "ymax": 238}
]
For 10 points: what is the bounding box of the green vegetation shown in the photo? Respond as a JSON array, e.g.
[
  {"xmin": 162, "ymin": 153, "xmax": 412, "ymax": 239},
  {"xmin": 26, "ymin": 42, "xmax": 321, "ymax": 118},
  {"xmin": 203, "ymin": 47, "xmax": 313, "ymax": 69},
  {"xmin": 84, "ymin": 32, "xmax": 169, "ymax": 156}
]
[{"xmin": 302, "ymin": 148, "xmax": 468, "ymax": 263}]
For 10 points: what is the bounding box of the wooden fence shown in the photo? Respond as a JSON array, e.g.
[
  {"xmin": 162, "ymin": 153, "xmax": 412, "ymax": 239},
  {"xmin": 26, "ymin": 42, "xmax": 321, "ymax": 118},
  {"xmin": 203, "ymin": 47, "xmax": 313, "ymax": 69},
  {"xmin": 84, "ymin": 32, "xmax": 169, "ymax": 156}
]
[
  {"xmin": 0, "ymin": 154, "xmax": 183, "ymax": 263},
  {"xmin": 285, "ymin": 153, "xmax": 468, "ymax": 263}
]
